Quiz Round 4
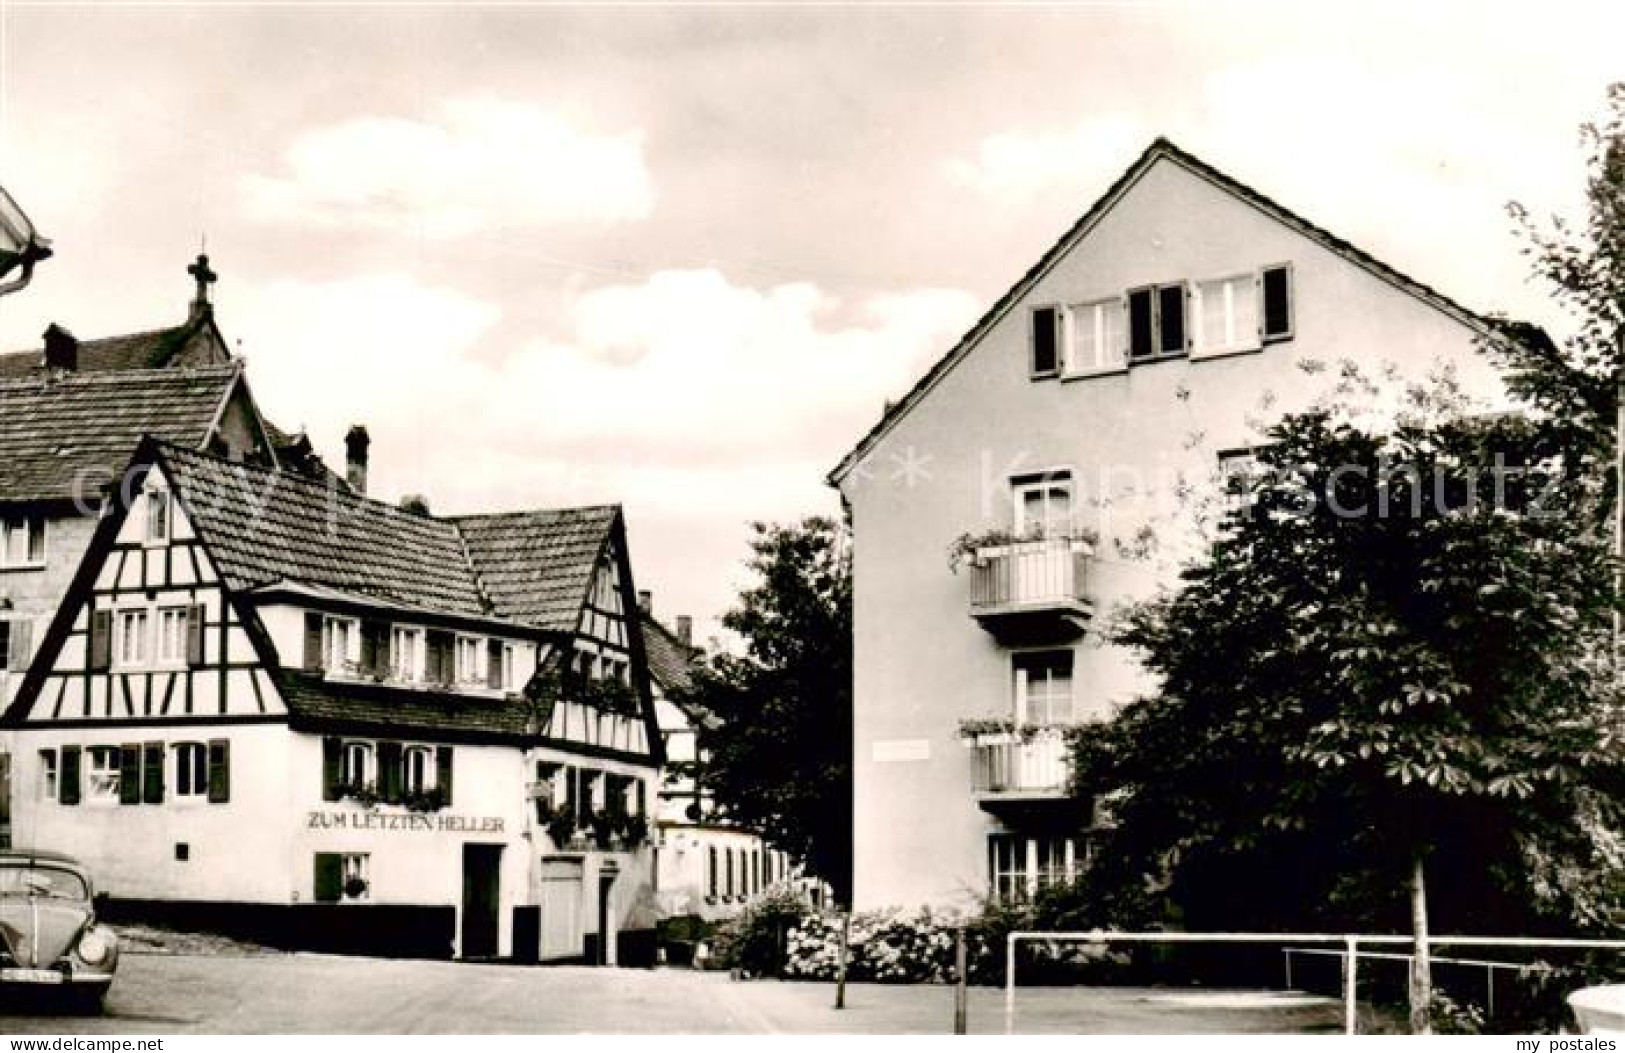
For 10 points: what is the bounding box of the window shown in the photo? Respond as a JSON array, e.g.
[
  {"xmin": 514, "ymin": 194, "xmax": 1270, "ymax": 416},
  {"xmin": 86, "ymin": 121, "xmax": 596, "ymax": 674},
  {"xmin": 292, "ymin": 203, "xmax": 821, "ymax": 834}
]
[
  {"xmin": 156, "ymin": 607, "xmax": 189, "ymax": 665},
  {"xmin": 173, "ymin": 742, "xmax": 208, "ymax": 799},
  {"xmin": 113, "ymin": 609, "xmax": 150, "ymax": 668},
  {"xmin": 1262, "ymin": 264, "xmax": 1293, "ymax": 341},
  {"xmin": 391, "ymin": 627, "xmax": 421, "ymax": 682},
  {"xmin": 1012, "ymin": 471, "xmax": 1074, "ymax": 539},
  {"xmin": 1127, "ymin": 283, "xmax": 1187, "ymax": 360},
  {"xmin": 1014, "ymin": 650, "xmax": 1074, "ymax": 725},
  {"xmin": 1193, "ymin": 274, "xmax": 1259, "ymax": 355},
  {"xmin": 86, "ymin": 746, "xmax": 120, "ymax": 803},
  {"xmin": 323, "ymin": 617, "xmax": 355, "ymax": 673},
  {"xmin": 1030, "ymin": 306, "xmax": 1062, "ymax": 377},
  {"xmin": 1066, "ymin": 299, "xmax": 1125, "ymax": 374},
  {"xmin": 341, "ymin": 741, "xmax": 373, "ymax": 787},
  {"xmin": 314, "ymin": 852, "xmax": 370, "ymax": 902},
  {"xmin": 402, "ymin": 746, "xmax": 434, "ymax": 794},
  {"xmin": 1, "ymin": 516, "xmax": 45, "ymax": 567},
  {"xmin": 501, "ymin": 643, "xmax": 519, "ymax": 691},
  {"xmin": 145, "ymin": 489, "xmax": 170, "ymax": 544},
  {"xmin": 455, "ymin": 636, "xmax": 484, "ymax": 683},
  {"xmin": 989, "ymin": 834, "xmax": 1082, "ymax": 900},
  {"xmin": 39, "ymin": 749, "xmax": 57, "ymax": 800}
]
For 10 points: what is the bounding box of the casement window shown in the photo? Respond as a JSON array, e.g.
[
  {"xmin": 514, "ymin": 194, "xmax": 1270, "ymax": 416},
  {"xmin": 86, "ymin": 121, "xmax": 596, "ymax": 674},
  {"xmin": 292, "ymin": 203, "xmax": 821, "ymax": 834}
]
[
  {"xmin": 1014, "ymin": 650, "xmax": 1074, "ymax": 725},
  {"xmin": 38, "ymin": 749, "xmax": 57, "ymax": 800},
  {"xmin": 1, "ymin": 515, "xmax": 45, "ymax": 568},
  {"xmin": 85, "ymin": 746, "xmax": 121, "ymax": 803},
  {"xmin": 1012, "ymin": 471, "xmax": 1074, "ymax": 539},
  {"xmin": 391, "ymin": 627, "xmax": 421, "ymax": 682},
  {"xmin": 323, "ymin": 617, "xmax": 357, "ymax": 674},
  {"xmin": 113, "ymin": 609, "xmax": 150, "ymax": 668},
  {"xmin": 707, "ymin": 847, "xmax": 718, "ymax": 900},
  {"xmin": 341, "ymin": 742, "xmax": 373, "ymax": 787},
  {"xmin": 454, "ymin": 635, "xmax": 485, "ymax": 684},
  {"xmin": 402, "ymin": 746, "xmax": 434, "ymax": 795},
  {"xmin": 989, "ymin": 834, "xmax": 1084, "ymax": 900},
  {"xmin": 1261, "ymin": 263, "xmax": 1293, "ymax": 342},
  {"xmin": 144, "ymin": 489, "xmax": 170, "ymax": 545},
  {"xmin": 424, "ymin": 630, "xmax": 455, "ymax": 686},
  {"xmin": 1127, "ymin": 283, "xmax": 1187, "ymax": 360},
  {"xmin": 500, "ymin": 642, "xmax": 519, "ymax": 692},
  {"xmin": 156, "ymin": 607, "xmax": 189, "ymax": 665},
  {"xmin": 0, "ymin": 618, "xmax": 33, "ymax": 673},
  {"xmin": 1193, "ymin": 274, "xmax": 1260, "ymax": 356},
  {"xmin": 173, "ymin": 742, "xmax": 208, "ymax": 799},
  {"xmin": 1030, "ymin": 306, "xmax": 1063, "ymax": 378},
  {"xmin": 313, "ymin": 852, "xmax": 370, "ymax": 903},
  {"xmin": 1066, "ymin": 299, "xmax": 1126, "ymax": 374},
  {"xmin": 357, "ymin": 620, "xmax": 391, "ymax": 679}
]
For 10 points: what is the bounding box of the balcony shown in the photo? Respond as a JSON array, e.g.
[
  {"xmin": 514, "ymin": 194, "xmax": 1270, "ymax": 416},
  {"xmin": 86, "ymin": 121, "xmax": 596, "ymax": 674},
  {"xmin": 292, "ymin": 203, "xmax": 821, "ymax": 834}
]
[
  {"xmin": 966, "ymin": 727, "xmax": 1071, "ymax": 799},
  {"xmin": 967, "ymin": 540, "xmax": 1093, "ymax": 642}
]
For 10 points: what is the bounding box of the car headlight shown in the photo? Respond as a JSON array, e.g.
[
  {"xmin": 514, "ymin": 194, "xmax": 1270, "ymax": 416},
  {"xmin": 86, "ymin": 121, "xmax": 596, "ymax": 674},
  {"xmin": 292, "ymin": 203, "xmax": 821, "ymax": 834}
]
[{"xmin": 77, "ymin": 928, "xmax": 112, "ymax": 966}]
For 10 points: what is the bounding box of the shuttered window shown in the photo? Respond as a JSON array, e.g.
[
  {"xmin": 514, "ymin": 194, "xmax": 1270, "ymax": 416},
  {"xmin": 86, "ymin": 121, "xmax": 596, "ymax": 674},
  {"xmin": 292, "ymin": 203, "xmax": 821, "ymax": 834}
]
[
  {"xmin": 1030, "ymin": 306, "xmax": 1062, "ymax": 378},
  {"xmin": 142, "ymin": 741, "xmax": 165, "ymax": 804},
  {"xmin": 1127, "ymin": 283, "xmax": 1188, "ymax": 360},
  {"xmin": 174, "ymin": 742, "xmax": 208, "ymax": 798},
  {"xmin": 206, "ymin": 740, "xmax": 230, "ymax": 803},
  {"xmin": 1262, "ymin": 264, "xmax": 1293, "ymax": 341}
]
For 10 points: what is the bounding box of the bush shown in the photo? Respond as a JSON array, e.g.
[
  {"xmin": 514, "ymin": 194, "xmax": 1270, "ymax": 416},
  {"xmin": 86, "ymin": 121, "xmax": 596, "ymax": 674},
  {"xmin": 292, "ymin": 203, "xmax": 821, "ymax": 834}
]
[{"xmin": 710, "ymin": 888, "xmax": 811, "ymax": 976}]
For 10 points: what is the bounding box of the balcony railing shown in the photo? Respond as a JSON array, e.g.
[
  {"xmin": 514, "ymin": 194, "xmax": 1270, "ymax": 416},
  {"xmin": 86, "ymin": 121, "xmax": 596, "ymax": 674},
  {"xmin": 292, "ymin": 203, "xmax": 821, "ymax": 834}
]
[
  {"xmin": 967, "ymin": 541, "xmax": 1092, "ymax": 638},
  {"xmin": 968, "ymin": 728, "xmax": 1071, "ymax": 797}
]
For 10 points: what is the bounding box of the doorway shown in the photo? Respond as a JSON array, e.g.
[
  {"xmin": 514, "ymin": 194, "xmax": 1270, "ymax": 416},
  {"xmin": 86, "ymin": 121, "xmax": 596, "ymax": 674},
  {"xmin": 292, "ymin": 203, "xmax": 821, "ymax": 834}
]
[
  {"xmin": 539, "ymin": 858, "xmax": 585, "ymax": 962},
  {"xmin": 460, "ymin": 843, "xmax": 503, "ymax": 959}
]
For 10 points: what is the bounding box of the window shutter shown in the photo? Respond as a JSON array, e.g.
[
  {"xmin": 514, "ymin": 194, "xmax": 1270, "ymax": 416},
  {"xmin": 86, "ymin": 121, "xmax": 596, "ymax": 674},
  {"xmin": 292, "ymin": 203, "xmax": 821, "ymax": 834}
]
[
  {"xmin": 634, "ymin": 779, "xmax": 646, "ymax": 817},
  {"xmin": 303, "ymin": 612, "xmax": 324, "ymax": 672},
  {"xmin": 89, "ymin": 610, "xmax": 112, "ymax": 672},
  {"xmin": 1262, "ymin": 265, "xmax": 1293, "ymax": 340},
  {"xmin": 1158, "ymin": 284, "xmax": 1186, "ymax": 354},
  {"xmin": 486, "ymin": 640, "xmax": 503, "ymax": 689},
  {"xmin": 564, "ymin": 765, "xmax": 578, "ymax": 821},
  {"xmin": 6, "ymin": 619, "xmax": 30, "ymax": 672},
  {"xmin": 375, "ymin": 625, "xmax": 391, "ymax": 678},
  {"xmin": 1127, "ymin": 289, "xmax": 1154, "ymax": 359},
  {"xmin": 59, "ymin": 746, "xmax": 81, "ymax": 806},
  {"xmin": 142, "ymin": 741, "xmax": 164, "ymax": 804},
  {"xmin": 426, "ymin": 630, "xmax": 452, "ymax": 685},
  {"xmin": 436, "ymin": 745, "xmax": 453, "ymax": 805},
  {"xmin": 186, "ymin": 604, "xmax": 205, "ymax": 667},
  {"xmin": 118, "ymin": 744, "xmax": 141, "ymax": 805},
  {"xmin": 0, "ymin": 621, "xmax": 9, "ymax": 672},
  {"xmin": 1030, "ymin": 307, "xmax": 1059, "ymax": 376},
  {"xmin": 377, "ymin": 741, "xmax": 402, "ymax": 803},
  {"xmin": 313, "ymin": 853, "xmax": 342, "ymax": 903},
  {"xmin": 322, "ymin": 736, "xmax": 343, "ymax": 800},
  {"xmin": 206, "ymin": 739, "xmax": 230, "ymax": 803}
]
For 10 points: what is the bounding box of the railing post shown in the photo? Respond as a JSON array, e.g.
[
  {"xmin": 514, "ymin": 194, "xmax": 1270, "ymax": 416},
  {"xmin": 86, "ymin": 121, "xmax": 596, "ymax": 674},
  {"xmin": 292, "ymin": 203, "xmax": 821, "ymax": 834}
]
[
  {"xmin": 835, "ymin": 911, "xmax": 849, "ymax": 1010},
  {"xmin": 1004, "ymin": 933, "xmax": 1016, "ymax": 1034},
  {"xmin": 1344, "ymin": 936, "xmax": 1358, "ymax": 1035},
  {"xmin": 953, "ymin": 926, "xmax": 968, "ymax": 1035}
]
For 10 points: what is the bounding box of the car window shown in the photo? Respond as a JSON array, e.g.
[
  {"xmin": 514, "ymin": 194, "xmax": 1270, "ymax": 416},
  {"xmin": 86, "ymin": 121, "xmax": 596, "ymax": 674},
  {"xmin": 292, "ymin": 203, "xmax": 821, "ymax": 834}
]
[{"xmin": 0, "ymin": 865, "xmax": 88, "ymax": 899}]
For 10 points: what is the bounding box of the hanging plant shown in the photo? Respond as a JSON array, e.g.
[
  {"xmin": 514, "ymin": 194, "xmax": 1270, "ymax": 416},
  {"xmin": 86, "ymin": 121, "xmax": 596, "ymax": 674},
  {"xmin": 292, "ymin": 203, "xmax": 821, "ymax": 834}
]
[{"xmin": 546, "ymin": 810, "xmax": 578, "ymax": 848}]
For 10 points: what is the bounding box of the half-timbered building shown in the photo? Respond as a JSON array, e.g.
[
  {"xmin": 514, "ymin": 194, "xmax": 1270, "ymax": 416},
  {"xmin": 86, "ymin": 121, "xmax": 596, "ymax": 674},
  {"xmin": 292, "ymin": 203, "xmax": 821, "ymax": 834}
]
[{"xmin": 2, "ymin": 438, "xmax": 663, "ymax": 963}]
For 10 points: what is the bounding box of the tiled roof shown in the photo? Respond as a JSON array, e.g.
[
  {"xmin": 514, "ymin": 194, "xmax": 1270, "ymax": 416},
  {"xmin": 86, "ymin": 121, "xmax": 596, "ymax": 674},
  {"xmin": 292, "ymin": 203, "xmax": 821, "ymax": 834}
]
[
  {"xmin": 270, "ymin": 668, "xmax": 535, "ymax": 744},
  {"xmin": 158, "ymin": 442, "xmax": 488, "ymax": 615},
  {"xmin": 0, "ymin": 365, "xmax": 240, "ymax": 503},
  {"xmin": 0, "ymin": 319, "xmax": 223, "ymax": 379},
  {"xmin": 453, "ymin": 507, "xmax": 620, "ymax": 633},
  {"xmin": 828, "ymin": 136, "xmax": 1542, "ymax": 485},
  {"xmin": 641, "ymin": 612, "xmax": 700, "ymax": 695}
]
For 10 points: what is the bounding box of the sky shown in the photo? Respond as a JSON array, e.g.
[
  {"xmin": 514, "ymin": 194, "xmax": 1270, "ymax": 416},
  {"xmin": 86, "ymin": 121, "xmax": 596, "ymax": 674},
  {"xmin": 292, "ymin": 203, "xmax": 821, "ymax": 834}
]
[{"xmin": 0, "ymin": 0, "xmax": 1619, "ymax": 642}]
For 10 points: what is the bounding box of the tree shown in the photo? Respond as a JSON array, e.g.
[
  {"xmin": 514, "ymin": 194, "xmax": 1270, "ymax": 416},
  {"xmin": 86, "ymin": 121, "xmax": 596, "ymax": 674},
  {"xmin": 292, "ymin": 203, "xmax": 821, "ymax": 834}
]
[
  {"xmin": 1074, "ymin": 407, "xmax": 1625, "ymax": 1033},
  {"xmin": 675, "ymin": 517, "xmax": 853, "ymax": 903}
]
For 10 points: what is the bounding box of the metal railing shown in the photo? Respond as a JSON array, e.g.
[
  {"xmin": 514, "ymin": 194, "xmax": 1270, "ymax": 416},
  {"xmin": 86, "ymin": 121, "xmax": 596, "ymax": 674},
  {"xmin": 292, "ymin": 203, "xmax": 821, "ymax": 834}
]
[
  {"xmin": 970, "ymin": 730, "xmax": 1071, "ymax": 795},
  {"xmin": 968, "ymin": 542, "xmax": 1091, "ymax": 613}
]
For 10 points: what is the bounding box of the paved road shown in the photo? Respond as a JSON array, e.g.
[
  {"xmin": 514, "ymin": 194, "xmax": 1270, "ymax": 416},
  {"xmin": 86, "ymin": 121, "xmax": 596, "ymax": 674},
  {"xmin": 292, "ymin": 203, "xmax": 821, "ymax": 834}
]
[{"xmin": 0, "ymin": 953, "xmax": 1345, "ymax": 1034}]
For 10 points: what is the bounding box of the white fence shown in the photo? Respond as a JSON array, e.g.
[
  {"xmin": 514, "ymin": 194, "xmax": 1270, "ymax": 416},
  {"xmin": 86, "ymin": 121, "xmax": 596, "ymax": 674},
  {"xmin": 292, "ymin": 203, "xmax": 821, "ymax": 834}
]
[{"xmin": 1003, "ymin": 930, "xmax": 1625, "ymax": 1034}]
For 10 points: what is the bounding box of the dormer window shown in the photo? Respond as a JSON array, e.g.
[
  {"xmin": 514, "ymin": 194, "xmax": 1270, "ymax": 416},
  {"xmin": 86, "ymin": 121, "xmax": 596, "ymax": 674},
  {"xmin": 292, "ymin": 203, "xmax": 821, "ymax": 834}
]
[
  {"xmin": 454, "ymin": 635, "xmax": 485, "ymax": 684},
  {"xmin": 323, "ymin": 616, "xmax": 356, "ymax": 673},
  {"xmin": 391, "ymin": 627, "xmax": 422, "ymax": 682},
  {"xmin": 145, "ymin": 489, "xmax": 171, "ymax": 544}
]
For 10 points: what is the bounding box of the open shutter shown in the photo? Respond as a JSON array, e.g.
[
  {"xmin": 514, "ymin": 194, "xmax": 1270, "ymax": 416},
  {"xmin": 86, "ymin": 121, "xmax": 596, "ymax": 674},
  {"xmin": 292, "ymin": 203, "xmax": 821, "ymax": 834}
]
[
  {"xmin": 59, "ymin": 746, "xmax": 81, "ymax": 806},
  {"xmin": 359, "ymin": 620, "xmax": 388, "ymax": 677},
  {"xmin": 6, "ymin": 619, "xmax": 32, "ymax": 672},
  {"xmin": 186, "ymin": 604, "xmax": 205, "ymax": 667},
  {"xmin": 313, "ymin": 853, "xmax": 342, "ymax": 903},
  {"xmin": 1262, "ymin": 264, "xmax": 1293, "ymax": 340},
  {"xmin": 375, "ymin": 625, "xmax": 391, "ymax": 679},
  {"xmin": 118, "ymin": 744, "xmax": 141, "ymax": 805},
  {"xmin": 303, "ymin": 612, "xmax": 324, "ymax": 672},
  {"xmin": 377, "ymin": 741, "xmax": 402, "ymax": 803},
  {"xmin": 486, "ymin": 640, "xmax": 503, "ymax": 689},
  {"xmin": 426, "ymin": 631, "xmax": 452, "ymax": 686},
  {"xmin": 206, "ymin": 739, "xmax": 230, "ymax": 803},
  {"xmin": 89, "ymin": 610, "xmax": 112, "ymax": 672},
  {"xmin": 322, "ymin": 736, "xmax": 343, "ymax": 800},
  {"xmin": 436, "ymin": 745, "xmax": 454, "ymax": 805},
  {"xmin": 142, "ymin": 741, "xmax": 164, "ymax": 804}
]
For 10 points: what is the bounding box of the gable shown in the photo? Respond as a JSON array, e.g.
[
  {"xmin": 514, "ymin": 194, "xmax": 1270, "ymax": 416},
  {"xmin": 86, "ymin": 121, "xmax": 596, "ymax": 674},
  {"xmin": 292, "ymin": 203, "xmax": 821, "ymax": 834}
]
[
  {"xmin": 5, "ymin": 459, "xmax": 289, "ymax": 726},
  {"xmin": 829, "ymin": 138, "xmax": 1515, "ymax": 487}
]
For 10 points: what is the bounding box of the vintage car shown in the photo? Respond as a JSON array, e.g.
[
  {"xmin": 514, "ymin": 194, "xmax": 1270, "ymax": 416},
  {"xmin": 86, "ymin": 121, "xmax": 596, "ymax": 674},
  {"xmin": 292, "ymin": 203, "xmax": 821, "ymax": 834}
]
[{"xmin": 0, "ymin": 850, "xmax": 118, "ymax": 1007}]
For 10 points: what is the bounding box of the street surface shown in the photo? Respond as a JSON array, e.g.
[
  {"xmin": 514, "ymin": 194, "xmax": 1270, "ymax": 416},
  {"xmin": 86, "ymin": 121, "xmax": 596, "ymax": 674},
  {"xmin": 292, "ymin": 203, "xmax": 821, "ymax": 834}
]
[{"xmin": 0, "ymin": 953, "xmax": 1344, "ymax": 1034}]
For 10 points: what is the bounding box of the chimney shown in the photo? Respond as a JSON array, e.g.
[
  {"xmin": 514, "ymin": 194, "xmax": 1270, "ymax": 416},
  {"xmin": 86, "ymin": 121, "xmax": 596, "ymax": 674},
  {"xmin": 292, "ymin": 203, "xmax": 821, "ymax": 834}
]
[
  {"xmin": 675, "ymin": 615, "xmax": 693, "ymax": 647},
  {"xmin": 42, "ymin": 324, "xmax": 77, "ymax": 371},
  {"xmin": 187, "ymin": 253, "xmax": 218, "ymax": 324},
  {"xmin": 637, "ymin": 590, "xmax": 652, "ymax": 615},
  {"xmin": 344, "ymin": 425, "xmax": 370, "ymax": 495}
]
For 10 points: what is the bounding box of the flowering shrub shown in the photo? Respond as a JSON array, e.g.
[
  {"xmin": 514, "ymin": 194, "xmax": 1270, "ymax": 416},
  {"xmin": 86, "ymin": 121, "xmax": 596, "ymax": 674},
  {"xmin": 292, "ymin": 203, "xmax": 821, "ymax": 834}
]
[
  {"xmin": 710, "ymin": 887, "xmax": 812, "ymax": 976},
  {"xmin": 783, "ymin": 908, "xmax": 978, "ymax": 984}
]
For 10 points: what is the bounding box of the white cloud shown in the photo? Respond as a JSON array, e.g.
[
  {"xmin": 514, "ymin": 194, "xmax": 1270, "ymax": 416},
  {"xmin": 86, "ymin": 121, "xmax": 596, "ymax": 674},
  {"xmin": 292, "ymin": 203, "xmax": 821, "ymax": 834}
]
[
  {"xmin": 944, "ymin": 114, "xmax": 1150, "ymax": 207},
  {"xmin": 243, "ymin": 99, "xmax": 654, "ymax": 237}
]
